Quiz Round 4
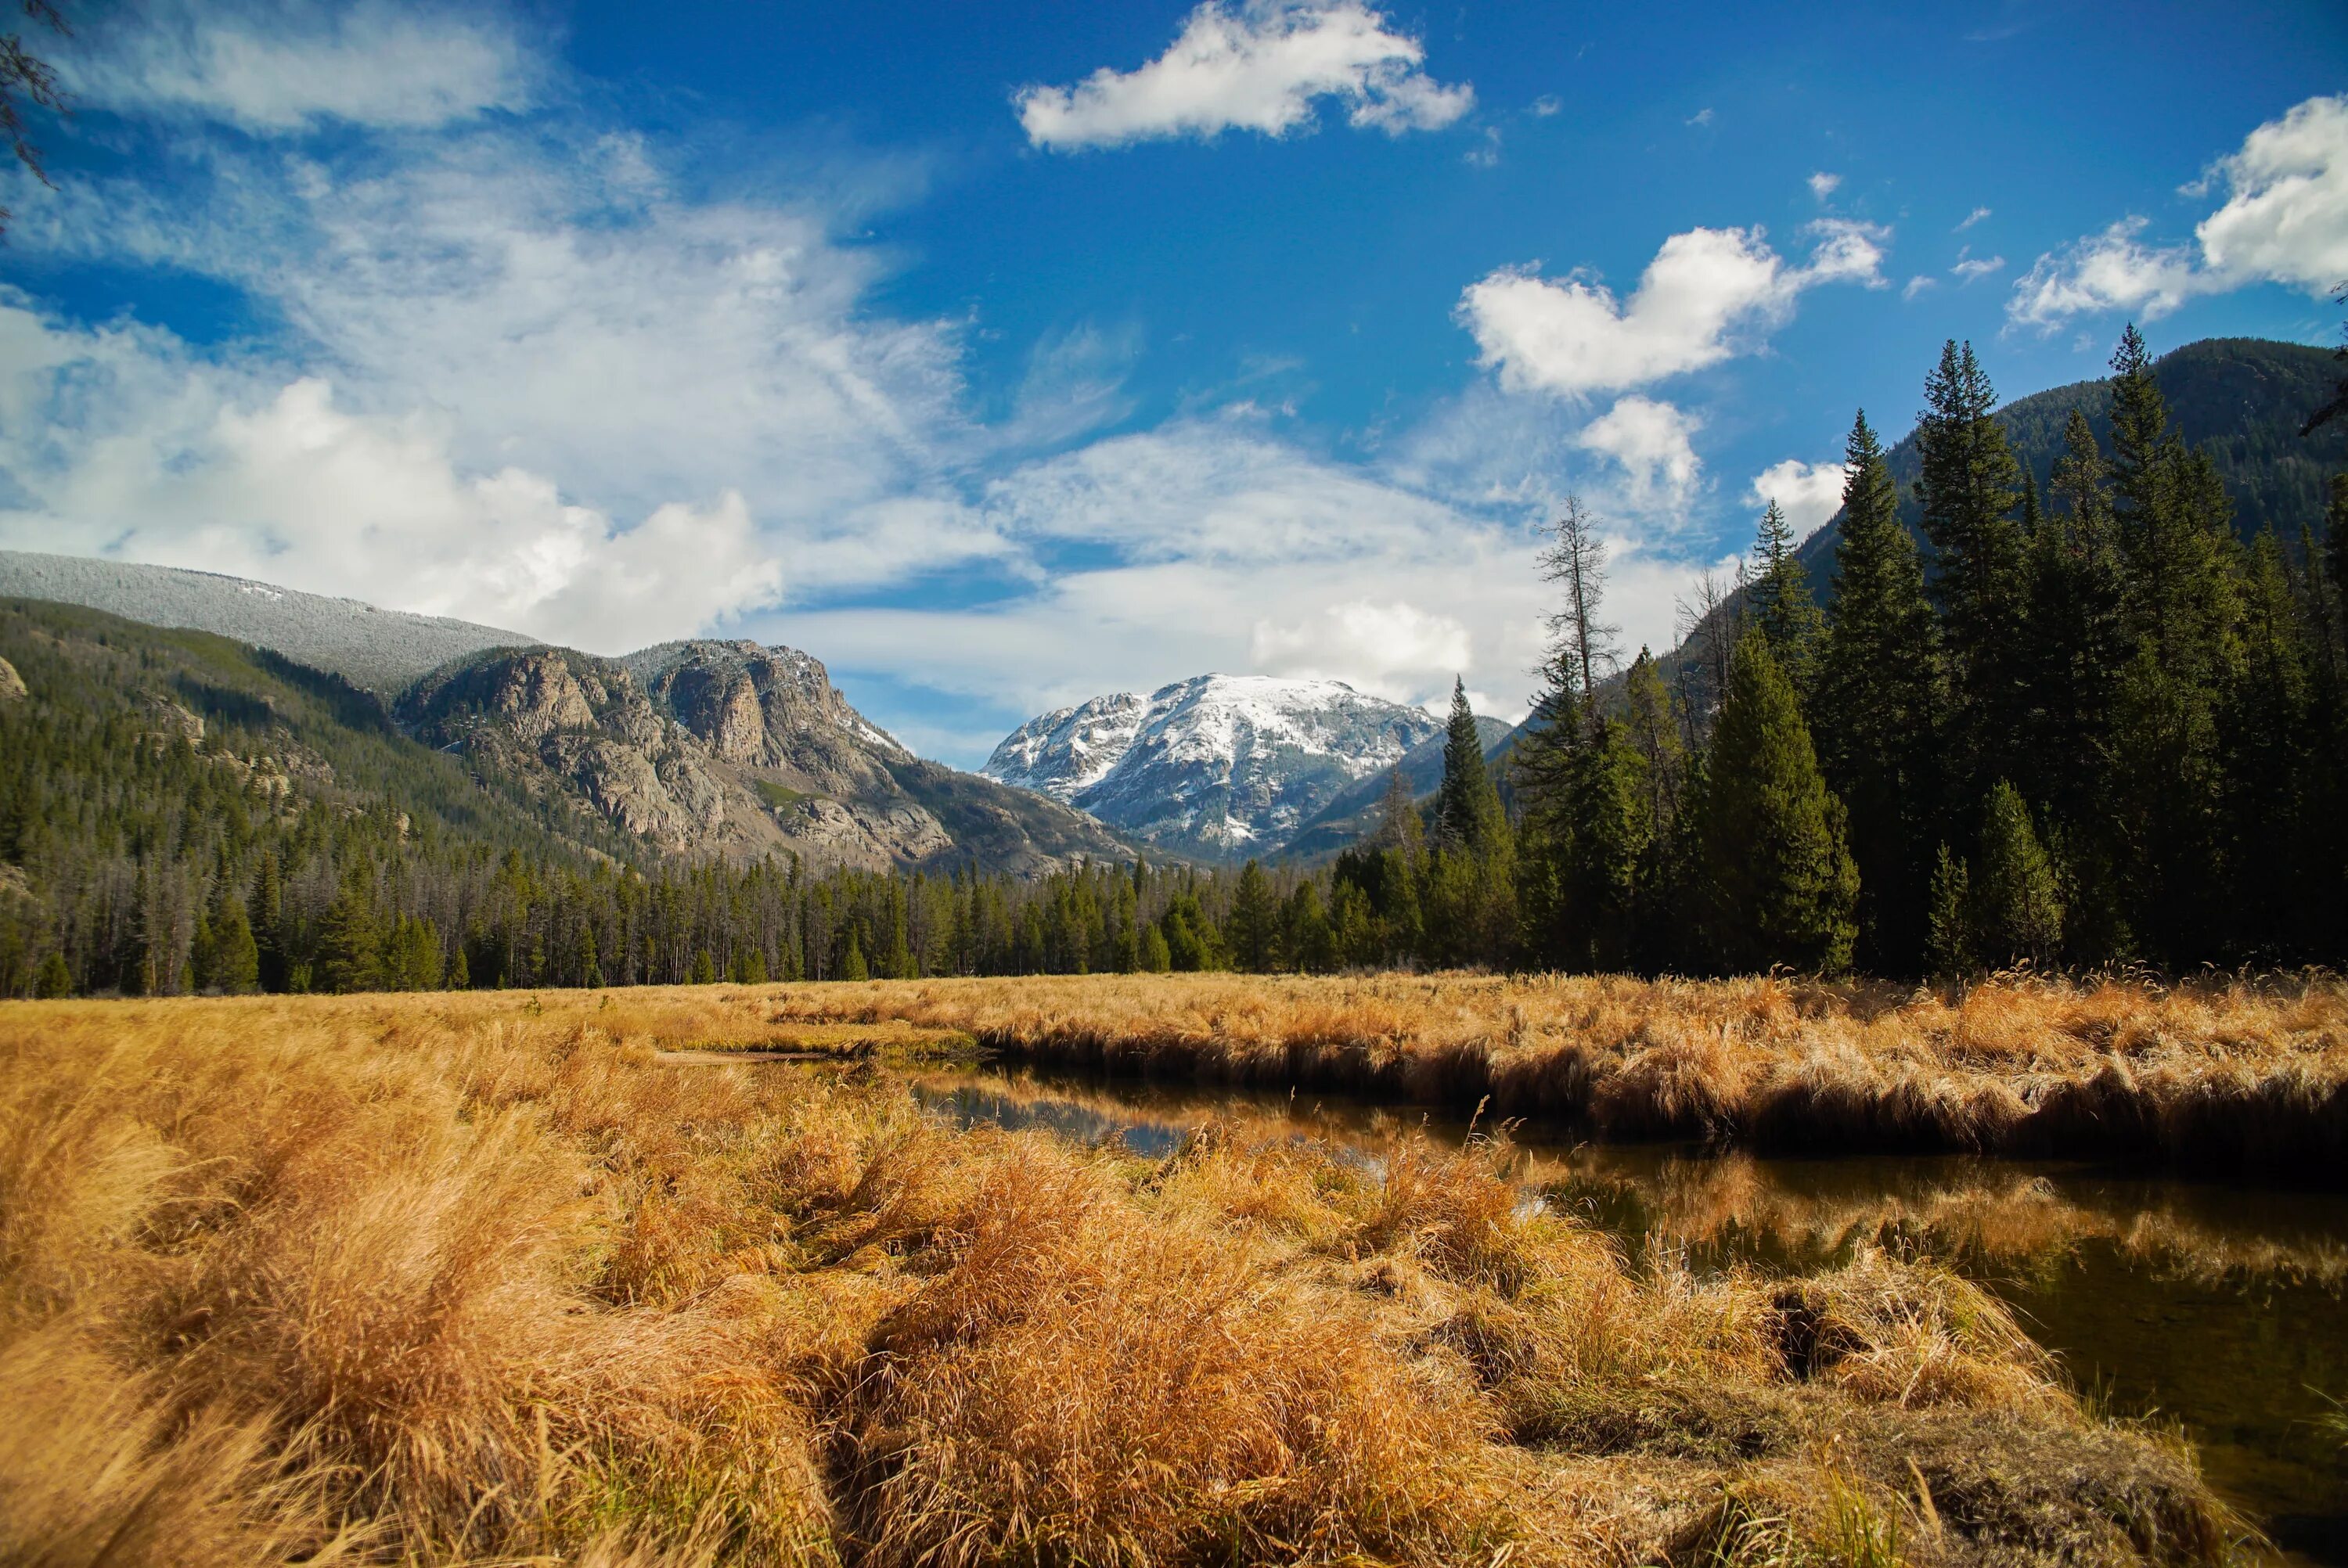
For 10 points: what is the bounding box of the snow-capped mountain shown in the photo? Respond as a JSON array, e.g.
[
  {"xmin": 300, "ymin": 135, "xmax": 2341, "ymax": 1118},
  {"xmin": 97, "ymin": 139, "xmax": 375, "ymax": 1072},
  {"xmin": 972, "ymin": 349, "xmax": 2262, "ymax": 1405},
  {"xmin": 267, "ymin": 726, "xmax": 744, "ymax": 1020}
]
[{"xmin": 981, "ymin": 674, "xmax": 1446, "ymax": 860}]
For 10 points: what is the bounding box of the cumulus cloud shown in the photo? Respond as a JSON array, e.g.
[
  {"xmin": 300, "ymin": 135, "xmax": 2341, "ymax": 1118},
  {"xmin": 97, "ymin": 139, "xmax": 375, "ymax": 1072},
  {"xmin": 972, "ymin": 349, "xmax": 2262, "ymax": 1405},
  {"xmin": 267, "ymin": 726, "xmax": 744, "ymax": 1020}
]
[
  {"xmin": 1531, "ymin": 94, "xmax": 1561, "ymax": 117},
  {"xmin": 1250, "ymin": 600, "xmax": 1474, "ymax": 699},
  {"xmin": 1457, "ymin": 220, "xmax": 1886, "ymax": 399},
  {"xmin": 1747, "ymin": 457, "xmax": 1849, "ymax": 541},
  {"xmin": 1951, "ymin": 251, "xmax": 2005, "ymax": 282},
  {"xmin": 1014, "ymin": 0, "xmax": 1472, "ymax": 151},
  {"xmin": 63, "ymin": 0, "xmax": 535, "ymax": 131},
  {"xmin": 2011, "ymin": 93, "xmax": 2348, "ymax": 328},
  {"xmin": 1957, "ymin": 206, "xmax": 1992, "ymax": 231},
  {"xmin": 0, "ymin": 327, "xmax": 783, "ymax": 647},
  {"xmin": 1575, "ymin": 396, "xmax": 1702, "ymax": 509},
  {"xmin": 1808, "ymin": 171, "xmax": 1842, "ymax": 201}
]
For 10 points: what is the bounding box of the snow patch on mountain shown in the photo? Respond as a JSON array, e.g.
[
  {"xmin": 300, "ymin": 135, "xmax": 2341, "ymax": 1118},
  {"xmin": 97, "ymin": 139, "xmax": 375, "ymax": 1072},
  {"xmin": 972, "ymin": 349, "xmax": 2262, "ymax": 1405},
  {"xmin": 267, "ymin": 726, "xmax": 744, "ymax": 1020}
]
[{"xmin": 981, "ymin": 674, "xmax": 1445, "ymax": 860}]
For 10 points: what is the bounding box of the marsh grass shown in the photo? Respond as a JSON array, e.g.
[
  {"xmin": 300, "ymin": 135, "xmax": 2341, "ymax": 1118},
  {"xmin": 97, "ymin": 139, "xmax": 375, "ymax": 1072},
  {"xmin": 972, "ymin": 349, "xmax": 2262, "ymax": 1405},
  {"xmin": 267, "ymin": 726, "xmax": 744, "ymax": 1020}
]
[
  {"xmin": 772, "ymin": 970, "xmax": 2348, "ymax": 1179},
  {"xmin": 0, "ymin": 987, "xmax": 2249, "ymax": 1565}
]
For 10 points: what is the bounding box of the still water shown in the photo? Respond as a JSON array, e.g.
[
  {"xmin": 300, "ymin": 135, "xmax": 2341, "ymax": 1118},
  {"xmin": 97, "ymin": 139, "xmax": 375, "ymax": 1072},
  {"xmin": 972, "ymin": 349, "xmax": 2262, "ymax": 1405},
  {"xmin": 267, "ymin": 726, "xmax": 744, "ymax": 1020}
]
[{"xmin": 900, "ymin": 1063, "xmax": 2348, "ymax": 1564}]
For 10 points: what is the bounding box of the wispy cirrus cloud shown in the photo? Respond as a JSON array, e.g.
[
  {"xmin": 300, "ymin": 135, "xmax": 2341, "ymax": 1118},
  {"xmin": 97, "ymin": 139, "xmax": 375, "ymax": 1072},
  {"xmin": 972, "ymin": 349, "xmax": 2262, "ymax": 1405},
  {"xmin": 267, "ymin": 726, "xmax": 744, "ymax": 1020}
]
[
  {"xmin": 61, "ymin": 0, "xmax": 537, "ymax": 131},
  {"xmin": 1014, "ymin": 0, "xmax": 1472, "ymax": 152}
]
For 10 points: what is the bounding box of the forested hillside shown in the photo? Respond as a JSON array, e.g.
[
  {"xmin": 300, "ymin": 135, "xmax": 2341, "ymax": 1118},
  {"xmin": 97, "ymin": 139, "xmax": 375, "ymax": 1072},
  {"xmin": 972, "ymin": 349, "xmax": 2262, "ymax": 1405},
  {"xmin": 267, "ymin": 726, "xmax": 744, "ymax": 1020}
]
[{"xmin": 1794, "ymin": 336, "xmax": 2348, "ymax": 584}]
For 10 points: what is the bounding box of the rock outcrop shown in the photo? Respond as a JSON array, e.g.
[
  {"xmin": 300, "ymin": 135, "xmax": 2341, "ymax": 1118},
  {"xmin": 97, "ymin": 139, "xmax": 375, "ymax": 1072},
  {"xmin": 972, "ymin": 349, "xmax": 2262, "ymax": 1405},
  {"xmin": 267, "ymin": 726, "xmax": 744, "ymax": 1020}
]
[{"xmin": 402, "ymin": 641, "xmax": 1129, "ymax": 874}]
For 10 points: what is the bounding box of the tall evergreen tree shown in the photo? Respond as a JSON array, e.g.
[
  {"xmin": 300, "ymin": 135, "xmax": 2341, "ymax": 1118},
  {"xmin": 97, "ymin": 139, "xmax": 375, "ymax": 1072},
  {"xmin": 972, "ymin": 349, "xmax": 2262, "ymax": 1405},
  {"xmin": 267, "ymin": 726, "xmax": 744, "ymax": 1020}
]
[
  {"xmin": 1229, "ymin": 859, "xmax": 1280, "ymax": 972},
  {"xmin": 1747, "ymin": 498, "xmax": 1824, "ymax": 695},
  {"xmin": 1435, "ymin": 679, "xmax": 1504, "ymax": 853},
  {"xmin": 315, "ymin": 867, "xmax": 383, "ymax": 994},
  {"xmin": 1914, "ymin": 339, "xmax": 2028, "ymax": 792},
  {"xmin": 1972, "ymin": 782, "xmax": 2065, "ymax": 969},
  {"xmin": 1814, "ymin": 409, "xmax": 1942, "ymax": 969},
  {"xmin": 1687, "ymin": 630, "xmax": 1859, "ymax": 974}
]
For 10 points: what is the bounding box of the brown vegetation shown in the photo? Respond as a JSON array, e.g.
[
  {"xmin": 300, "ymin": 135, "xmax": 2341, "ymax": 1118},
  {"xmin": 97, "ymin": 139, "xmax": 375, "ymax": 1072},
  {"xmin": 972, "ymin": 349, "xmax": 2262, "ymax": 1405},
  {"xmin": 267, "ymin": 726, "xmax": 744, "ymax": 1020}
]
[
  {"xmin": 0, "ymin": 987, "xmax": 2249, "ymax": 1565},
  {"xmin": 770, "ymin": 970, "xmax": 2348, "ymax": 1181}
]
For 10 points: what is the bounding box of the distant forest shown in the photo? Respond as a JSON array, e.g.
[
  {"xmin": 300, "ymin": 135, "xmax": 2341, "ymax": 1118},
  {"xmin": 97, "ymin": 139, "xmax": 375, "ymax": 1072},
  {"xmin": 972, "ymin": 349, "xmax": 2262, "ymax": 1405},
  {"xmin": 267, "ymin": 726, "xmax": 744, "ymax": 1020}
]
[{"xmin": 2, "ymin": 325, "xmax": 2344, "ymax": 996}]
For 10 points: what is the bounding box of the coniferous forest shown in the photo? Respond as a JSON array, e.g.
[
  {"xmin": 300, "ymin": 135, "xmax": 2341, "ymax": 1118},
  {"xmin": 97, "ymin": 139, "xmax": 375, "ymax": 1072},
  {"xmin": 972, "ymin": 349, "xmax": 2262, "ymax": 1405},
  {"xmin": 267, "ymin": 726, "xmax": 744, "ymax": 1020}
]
[{"xmin": 3, "ymin": 326, "xmax": 2344, "ymax": 996}]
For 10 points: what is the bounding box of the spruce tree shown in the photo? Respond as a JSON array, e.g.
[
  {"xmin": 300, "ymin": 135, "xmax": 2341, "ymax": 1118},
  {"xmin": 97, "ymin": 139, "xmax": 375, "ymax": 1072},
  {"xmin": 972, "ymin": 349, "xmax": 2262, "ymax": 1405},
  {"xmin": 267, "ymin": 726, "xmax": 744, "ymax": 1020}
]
[
  {"xmin": 35, "ymin": 949, "xmax": 70, "ymax": 998},
  {"xmin": 1814, "ymin": 409, "xmax": 1942, "ymax": 970},
  {"xmin": 1230, "ymin": 859, "xmax": 1280, "ymax": 971},
  {"xmin": 209, "ymin": 895, "xmax": 260, "ymax": 994},
  {"xmin": 315, "ymin": 869, "xmax": 383, "ymax": 994},
  {"xmin": 1925, "ymin": 846, "xmax": 1975, "ymax": 979},
  {"xmin": 1435, "ymin": 679, "xmax": 1504, "ymax": 852},
  {"xmin": 1914, "ymin": 339, "xmax": 2027, "ymax": 792},
  {"xmin": 1747, "ymin": 498, "xmax": 1824, "ymax": 695},
  {"xmin": 1688, "ymin": 630, "xmax": 1859, "ymax": 973},
  {"xmin": 1973, "ymin": 782, "xmax": 2065, "ymax": 969}
]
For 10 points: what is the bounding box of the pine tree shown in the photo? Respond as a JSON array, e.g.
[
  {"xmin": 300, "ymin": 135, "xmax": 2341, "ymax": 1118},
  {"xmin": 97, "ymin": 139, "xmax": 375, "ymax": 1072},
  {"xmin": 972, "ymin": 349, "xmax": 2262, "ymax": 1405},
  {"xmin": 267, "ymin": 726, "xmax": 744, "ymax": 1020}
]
[
  {"xmin": 1688, "ymin": 630, "xmax": 1858, "ymax": 973},
  {"xmin": 690, "ymin": 947, "xmax": 717, "ymax": 984},
  {"xmin": 1914, "ymin": 339, "xmax": 2027, "ymax": 792},
  {"xmin": 1434, "ymin": 679, "xmax": 1504, "ymax": 853},
  {"xmin": 1229, "ymin": 859, "xmax": 1280, "ymax": 972},
  {"xmin": 34, "ymin": 949, "xmax": 70, "ymax": 998},
  {"xmin": 208, "ymin": 894, "xmax": 260, "ymax": 994},
  {"xmin": 1814, "ymin": 409, "xmax": 1942, "ymax": 970},
  {"xmin": 1925, "ymin": 846, "xmax": 1975, "ymax": 979},
  {"xmin": 1973, "ymin": 782, "xmax": 2065, "ymax": 969},
  {"xmin": 1428, "ymin": 682, "xmax": 1514, "ymax": 967},
  {"xmin": 838, "ymin": 925, "xmax": 869, "ymax": 982},
  {"xmin": 315, "ymin": 869, "xmax": 383, "ymax": 994},
  {"xmin": 1747, "ymin": 498, "xmax": 1824, "ymax": 695},
  {"xmin": 1140, "ymin": 922, "xmax": 1173, "ymax": 973}
]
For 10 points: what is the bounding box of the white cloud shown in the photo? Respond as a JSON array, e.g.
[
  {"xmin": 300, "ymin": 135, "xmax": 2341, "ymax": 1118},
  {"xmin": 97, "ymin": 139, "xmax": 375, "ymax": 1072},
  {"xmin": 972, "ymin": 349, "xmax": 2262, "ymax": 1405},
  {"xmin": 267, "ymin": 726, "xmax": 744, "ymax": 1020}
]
[
  {"xmin": 1014, "ymin": 0, "xmax": 1472, "ymax": 151},
  {"xmin": 1957, "ymin": 206, "xmax": 1992, "ymax": 231},
  {"xmin": 1950, "ymin": 251, "xmax": 2005, "ymax": 282},
  {"xmin": 2011, "ymin": 94, "xmax": 2348, "ymax": 328},
  {"xmin": 1574, "ymin": 396, "xmax": 1702, "ymax": 509},
  {"xmin": 1457, "ymin": 220, "xmax": 1886, "ymax": 399},
  {"xmin": 0, "ymin": 333, "xmax": 782, "ymax": 648},
  {"xmin": 1687, "ymin": 107, "xmax": 1713, "ymax": 127},
  {"xmin": 2195, "ymin": 93, "xmax": 2348, "ymax": 292},
  {"xmin": 1531, "ymin": 94, "xmax": 1562, "ymax": 117},
  {"xmin": 1251, "ymin": 600, "xmax": 1474, "ymax": 699},
  {"xmin": 1808, "ymin": 171, "xmax": 1842, "ymax": 201},
  {"xmin": 2010, "ymin": 218, "xmax": 2206, "ymax": 325},
  {"xmin": 63, "ymin": 0, "xmax": 535, "ymax": 131},
  {"xmin": 1747, "ymin": 458, "xmax": 1848, "ymax": 541},
  {"xmin": 1902, "ymin": 275, "xmax": 1937, "ymax": 300}
]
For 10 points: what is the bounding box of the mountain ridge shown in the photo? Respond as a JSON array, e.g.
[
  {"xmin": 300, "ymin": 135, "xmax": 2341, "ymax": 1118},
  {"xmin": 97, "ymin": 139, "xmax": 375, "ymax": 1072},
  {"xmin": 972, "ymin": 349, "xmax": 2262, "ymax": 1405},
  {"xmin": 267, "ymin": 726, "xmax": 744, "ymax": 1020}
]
[{"xmin": 984, "ymin": 673, "xmax": 1448, "ymax": 861}]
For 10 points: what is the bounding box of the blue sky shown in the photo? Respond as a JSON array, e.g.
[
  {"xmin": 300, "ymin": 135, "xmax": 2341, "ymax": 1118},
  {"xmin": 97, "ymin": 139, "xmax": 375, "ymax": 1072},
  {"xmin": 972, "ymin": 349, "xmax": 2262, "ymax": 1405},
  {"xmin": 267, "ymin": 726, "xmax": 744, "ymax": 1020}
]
[{"xmin": 2, "ymin": 1, "xmax": 2344, "ymax": 765}]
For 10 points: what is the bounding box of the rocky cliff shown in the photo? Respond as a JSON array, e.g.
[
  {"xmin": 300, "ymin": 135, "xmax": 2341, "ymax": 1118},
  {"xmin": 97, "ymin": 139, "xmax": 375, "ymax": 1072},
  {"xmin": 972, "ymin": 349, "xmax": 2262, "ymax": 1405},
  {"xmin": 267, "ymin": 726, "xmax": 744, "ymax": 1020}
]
[{"xmin": 402, "ymin": 639, "xmax": 1129, "ymax": 874}]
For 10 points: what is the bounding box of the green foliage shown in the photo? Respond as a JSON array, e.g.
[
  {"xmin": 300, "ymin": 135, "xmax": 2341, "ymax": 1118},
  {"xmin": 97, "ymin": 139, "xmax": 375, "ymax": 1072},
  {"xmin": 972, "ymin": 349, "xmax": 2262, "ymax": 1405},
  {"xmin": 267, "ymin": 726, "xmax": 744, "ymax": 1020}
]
[
  {"xmin": 1748, "ymin": 498, "xmax": 1824, "ymax": 694},
  {"xmin": 1926, "ymin": 847, "xmax": 1974, "ymax": 980},
  {"xmin": 1815, "ymin": 410, "xmax": 1943, "ymax": 970},
  {"xmin": 1227, "ymin": 859, "xmax": 1280, "ymax": 972},
  {"xmin": 1973, "ymin": 783, "xmax": 2065, "ymax": 969},
  {"xmin": 1689, "ymin": 631, "xmax": 1858, "ymax": 974}
]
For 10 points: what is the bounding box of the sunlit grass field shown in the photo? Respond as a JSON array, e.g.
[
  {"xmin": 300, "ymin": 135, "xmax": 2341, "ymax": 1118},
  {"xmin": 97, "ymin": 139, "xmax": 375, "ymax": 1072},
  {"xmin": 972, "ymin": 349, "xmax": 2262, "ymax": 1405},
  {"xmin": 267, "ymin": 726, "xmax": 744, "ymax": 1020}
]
[{"xmin": 0, "ymin": 981, "xmax": 2294, "ymax": 1565}]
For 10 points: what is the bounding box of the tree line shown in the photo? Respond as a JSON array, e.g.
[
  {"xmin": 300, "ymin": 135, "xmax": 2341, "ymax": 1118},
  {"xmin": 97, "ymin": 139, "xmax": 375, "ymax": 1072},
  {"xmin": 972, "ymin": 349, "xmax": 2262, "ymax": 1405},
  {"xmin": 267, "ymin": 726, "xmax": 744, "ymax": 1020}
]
[
  {"xmin": 1510, "ymin": 325, "xmax": 2347, "ymax": 976},
  {"xmin": 3, "ymin": 325, "xmax": 2343, "ymax": 995}
]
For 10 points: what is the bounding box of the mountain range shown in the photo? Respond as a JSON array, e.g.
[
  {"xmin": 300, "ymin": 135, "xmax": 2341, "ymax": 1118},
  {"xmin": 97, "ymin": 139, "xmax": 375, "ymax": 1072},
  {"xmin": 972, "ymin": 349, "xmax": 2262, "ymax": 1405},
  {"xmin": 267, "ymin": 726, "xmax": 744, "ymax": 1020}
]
[
  {"xmin": 0, "ymin": 551, "xmax": 1126, "ymax": 876},
  {"xmin": 981, "ymin": 674, "xmax": 1449, "ymax": 861}
]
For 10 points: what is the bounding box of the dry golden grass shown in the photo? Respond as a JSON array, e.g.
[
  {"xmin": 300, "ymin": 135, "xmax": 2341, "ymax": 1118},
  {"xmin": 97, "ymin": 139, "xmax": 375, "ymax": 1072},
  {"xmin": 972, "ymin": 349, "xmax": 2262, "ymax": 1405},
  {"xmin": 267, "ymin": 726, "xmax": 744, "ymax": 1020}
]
[
  {"xmin": 769, "ymin": 970, "xmax": 2348, "ymax": 1178},
  {"xmin": 0, "ymin": 987, "xmax": 2251, "ymax": 1566}
]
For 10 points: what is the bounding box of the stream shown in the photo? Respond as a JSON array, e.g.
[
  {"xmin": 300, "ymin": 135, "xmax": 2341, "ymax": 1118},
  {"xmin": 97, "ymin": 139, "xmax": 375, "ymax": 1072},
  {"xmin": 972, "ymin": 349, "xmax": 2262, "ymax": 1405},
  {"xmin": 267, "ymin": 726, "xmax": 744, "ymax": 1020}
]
[{"xmin": 895, "ymin": 1062, "xmax": 2348, "ymax": 1563}]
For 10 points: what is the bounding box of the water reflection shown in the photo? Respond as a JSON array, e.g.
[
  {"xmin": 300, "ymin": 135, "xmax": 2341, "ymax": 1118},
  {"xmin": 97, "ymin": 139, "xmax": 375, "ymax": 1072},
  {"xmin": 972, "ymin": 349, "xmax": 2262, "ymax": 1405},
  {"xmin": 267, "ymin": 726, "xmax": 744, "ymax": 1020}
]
[{"xmin": 905, "ymin": 1063, "xmax": 2348, "ymax": 1565}]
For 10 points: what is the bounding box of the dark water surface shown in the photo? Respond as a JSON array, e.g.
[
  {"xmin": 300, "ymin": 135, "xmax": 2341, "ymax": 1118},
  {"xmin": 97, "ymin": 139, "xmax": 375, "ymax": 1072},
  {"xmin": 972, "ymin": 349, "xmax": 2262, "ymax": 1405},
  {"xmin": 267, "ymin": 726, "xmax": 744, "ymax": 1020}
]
[{"xmin": 899, "ymin": 1063, "xmax": 2348, "ymax": 1565}]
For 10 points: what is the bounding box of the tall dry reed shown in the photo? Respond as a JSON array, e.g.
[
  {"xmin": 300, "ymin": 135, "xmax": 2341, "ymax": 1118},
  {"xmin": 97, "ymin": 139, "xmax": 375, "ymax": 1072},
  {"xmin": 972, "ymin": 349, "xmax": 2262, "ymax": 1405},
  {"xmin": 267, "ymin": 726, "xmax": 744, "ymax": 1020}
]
[{"xmin": 0, "ymin": 989, "xmax": 2245, "ymax": 1566}]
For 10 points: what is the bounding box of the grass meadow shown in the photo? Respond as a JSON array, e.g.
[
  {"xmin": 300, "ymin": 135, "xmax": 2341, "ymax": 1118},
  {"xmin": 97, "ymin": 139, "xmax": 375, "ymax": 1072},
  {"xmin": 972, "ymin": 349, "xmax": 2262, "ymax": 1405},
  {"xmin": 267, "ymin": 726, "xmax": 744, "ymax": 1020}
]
[{"xmin": 0, "ymin": 979, "xmax": 2301, "ymax": 1565}]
